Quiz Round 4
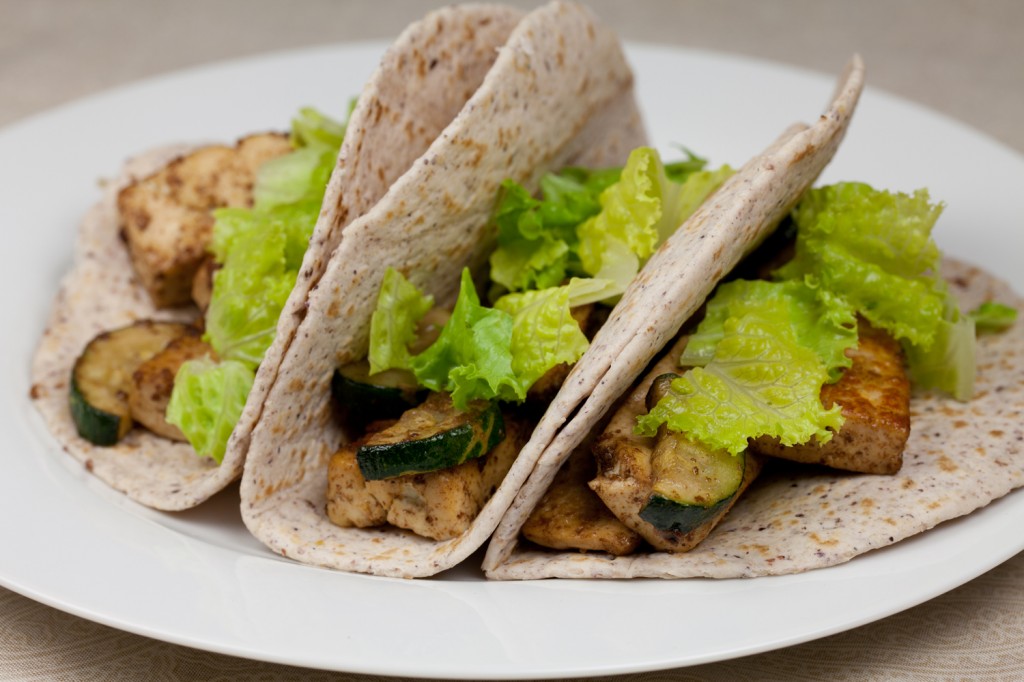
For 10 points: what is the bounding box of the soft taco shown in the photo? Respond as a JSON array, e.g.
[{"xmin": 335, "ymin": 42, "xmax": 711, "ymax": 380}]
[
  {"xmin": 481, "ymin": 68, "xmax": 1024, "ymax": 579},
  {"xmin": 28, "ymin": 3, "xmax": 532, "ymax": 510},
  {"xmin": 240, "ymin": 0, "xmax": 657, "ymax": 577},
  {"xmin": 239, "ymin": 8, "xmax": 866, "ymax": 578}
]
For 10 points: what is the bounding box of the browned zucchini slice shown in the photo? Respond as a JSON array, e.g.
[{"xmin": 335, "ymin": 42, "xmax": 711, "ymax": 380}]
[
  {"xmin": 356, "ymin": 393, "xmax": 505, "ymax": 480},
  {"xmin": 69, "ymin": 320, "xmax": 193, "ymax": 445}
]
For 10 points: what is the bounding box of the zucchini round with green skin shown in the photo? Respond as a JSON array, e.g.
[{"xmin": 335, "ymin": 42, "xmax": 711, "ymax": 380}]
[
  {"xmin": 638, "ymin": 374, "xmax": 746, "ymax": 534},
  {"xmin": 356, "ymin": 393, "xmax": 505, "ymax": 480},
  {"xmin": 639, "ymin": 432, "xmax": 746, "ymax": 532},
  {"xmin": 332, "ymin": 362, "xmax": 427, "ymax": 426},
  {"xmin": 69, "ymin": 320, "xmax": 193, "ymax": 445}
]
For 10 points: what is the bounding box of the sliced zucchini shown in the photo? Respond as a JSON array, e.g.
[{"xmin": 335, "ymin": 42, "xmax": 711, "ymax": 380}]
[
  {"xmin": 332, "ymin": 307, "xmax": 450, "ymax": 428},
  {"xmin": 639, "ymin": 430, "xmax": 746, "ymax": 533},
  {"xmin": 69, "ymin": 320, "xmax": 193, "ymax": 445},
  {"xmin": 638, "ymin": 372, "xmax": 746, "ymax": 533},
  {"xmin": 332, "ymin": 362, "xmax": 427, "ymax": 425},
  {"xmin": 356, "ymin": 392, "xmax": 505, "ymax": 480}
]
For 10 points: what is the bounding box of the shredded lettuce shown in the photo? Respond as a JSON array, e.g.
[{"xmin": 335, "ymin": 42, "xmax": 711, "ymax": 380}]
[
  {"xmin": 254, "ymin": 106, "xmax": 347, "ymax": 211},
  {"xmin": 776, "ymin": 182, "xmax": 947, "ymax": 348},
  {"xmin": 166, "ymin": 358, "xmax": 254, "ymax": 463},
  {"xmin": 487, "ymin": 150, "xmax": 724, "ymax": 297},
  {"xmin": 636, "ymin": 299, "xmax": 844, "ymax": 455},
  {"xmin": 488, "ymin": 168, "xmax": 620, "ymax": 293},
  {"xmin": 409, "ymin": 270, "xmax": 525, "ymax": 409},
  {"xmin": 171, "ymin": 106, "xmax": 347, "ymax": 460},
  {"xmin": 640, "ymin": 181, "xmax": 974, "ymax": 453},
  {"xmin": 366, "ymin": 271, "xmax": 617, "ymax": 409},
  {"xmin": 368, "ymin": 268, "xmax": 435, "ymax": 374},
  {"xmin": 204, "ymin": 201, "xmax": 320, "ymax": 367},
  {"xmin": 493, "ymin": 278, "xmax": 617, "ymax": 390},
  {"xmin": 970, "ymin": 301, "xmax": 1018, "ymax": 333},
  {"xmin": 681, "ymin": 279, "xmax": 858, "ymax": 382},
  {"xmin": 905, "ymin": 306, "xmax": 976, "ymax": 401},
  {"xmin": 576, "ymin": 147, "xmax": 732, "ymax": 296}
]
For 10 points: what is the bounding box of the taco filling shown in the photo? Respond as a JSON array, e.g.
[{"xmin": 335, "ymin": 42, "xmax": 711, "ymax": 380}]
[
  {"xmin": 517, "ymin": 181, "xmax": 1017, "ymax": 557},
  {"xmin": 68, "ymin": 107, "xmax": 348, "ymax": 462},
  {"xmin": 325, "ymin": 149, "xmax": 736, "ymax": 540}
]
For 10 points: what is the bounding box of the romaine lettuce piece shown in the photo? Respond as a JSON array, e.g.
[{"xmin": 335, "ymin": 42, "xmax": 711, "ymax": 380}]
[
  {"xmin": 494, "ymin": 278, "xmax": 616, "ymax": 389},
  {"xmin": 776, "ymin": 182, "xmax": 947, "ymax": 348},
  {"xmin": 636, "ymin": 300, "xmax": 844, "ymax": 455},
  {"xmin": 488, "ymin": 167, "xmax": 619, "ymax": 293},
  {"xmin": 576, "ymin": 147, "xmax": 732, "ymax": 296},
  {"xmin": 368, "ymin": 268, "xmax": 435, "ymax": 374},
  {"xmin": 204, "ymin": 201, "xmax": 319, "ymax": 368},
  {"xmin": 289, "ymin": 106, "xmax": 347, "ymax": 150},
  {"xmin": 255, "ymin": 107, "xmax": 347, "ymax": 211},
  {"xmin": 970, "ymin": 301, "xmax": 1018, "ymax": 333},
  {"xmin": 410, "ymin": 269, "xmax": 526, "ymax": 409},
  {"xmin": 906, "ymin": 295, "xmax": 976, "ymax": 400},
  {"xmin": 166, "ymin": 358, "xmax": 255, "ymax": 463},
  {"xmin": 681, "ymin": 279, "xmax": 857, "ymax": 381}
]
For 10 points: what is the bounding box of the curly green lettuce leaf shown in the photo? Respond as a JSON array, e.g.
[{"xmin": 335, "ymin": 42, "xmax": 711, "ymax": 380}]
[
  {"xmin": 637, "ymin": 300, "xmax": 844, "ymax": 455},
  {"xmin": 494, "ymin": 278, "xmax": 616, "ymax": 389},
  {"xmin": 576, "ymin": 147, "xmax": 732, "ymax": 296},
  {"xmin": 166, "ymin": 358, "xmax": 254, "ymax": 463},
  {"xmin": 368, "ymin": 268, "xmax": 435, "ymax": 374},
  {"xmin": 204, "ymin": 201, "xmax": 319, "ymax": 367},
  {"xmin": 681, "ymin": 279, "xmax": 857, "ymax": 381},
  {"xmin": 410, "ymin": 269, "xmax": 525, "ymax": 409},
  {"xmin": 776, "ymin": 182, "xmax": 946, "ymax": 348},
  {"xmin": 663, "ymin": 148, "xmax": 708, "ymax": 183},
  {"xmin": 488, "ymin": 168, "xmax": 620, "ymax": 293},
  {"xmin": 289, "ymin": 106, "xmax": 348, "ymax": 150},
  {"xmin": 254, "ymin": 107, "xmax": 347, "ymax": 211},
  {"xmin": 905, "ymin": 296, "xmax": 976, "ymax": 400},
  {"xmin": 970, "ymin": 301, "xmax": 1018, "ymax": 333}
]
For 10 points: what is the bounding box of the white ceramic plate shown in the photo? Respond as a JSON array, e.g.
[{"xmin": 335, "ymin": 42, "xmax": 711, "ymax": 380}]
[{"xmin": 2, "ymin": 42, "xmax": 1023, "ymax": 679}]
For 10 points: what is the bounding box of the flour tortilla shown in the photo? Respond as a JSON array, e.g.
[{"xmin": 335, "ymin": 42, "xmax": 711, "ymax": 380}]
[
  {"xmin": 29, "ymin": 4, "xmax": 526, "ymax": 510},
  {"xmin": 486, "ymin": 260, "xmax": 1024, "ymax": 579},
  {"xmin": 240, "ymin": 0, "xmax": 646, "ymax": 577},
  {"xmin": 483, "ymin": 55, "xmax": 867, "ymax": 575}
]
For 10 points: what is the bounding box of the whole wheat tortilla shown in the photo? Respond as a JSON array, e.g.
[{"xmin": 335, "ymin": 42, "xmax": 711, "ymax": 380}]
[
  {"xmin": 482, "ymin": 55, "xmax": 867, "ymax": 574},
  {"xmin": 28, "ymin": 4, "xmax": 525, "ymax": 510},
  {"xmin": 240, "ymin": 0, "xmax": 647, "ymax": 578},
  {"xmin": 486, "ymin": 260, "xmax": 1024, "ymax": 579}
]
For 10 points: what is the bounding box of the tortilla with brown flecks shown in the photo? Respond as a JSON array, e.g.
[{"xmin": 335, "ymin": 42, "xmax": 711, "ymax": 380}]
[
  {"xmin": 240, "ymin": 0, "xmax": 648, "ymax": 577},
  {"xmin": 29, "ymin": 4, "xmax": 527, "ymax": 510},
  {"xmin": 485, "ymin": 259, "xmax": 1024, "ymax": 579},
  {"xmin": 482, "ymin": 55, "xmax": 872, "ymax": 576}
]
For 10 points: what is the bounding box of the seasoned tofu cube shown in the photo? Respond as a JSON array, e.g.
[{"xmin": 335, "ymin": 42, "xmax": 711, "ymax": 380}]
[
  {"xmin": 128, "ymin": 332, "xmax": 213, "ymax": 441},
  {"xmin": 522, "ymin": 447, "xmax": 642, "ymax": 555},
  {"xmin": 751, "ymin": 319, "xmax": 911, "ymax": 474},
  {"xmin": 118, "ymin": 132, "xmax": 292, "ymax": 308},
  {"xmin": 327, "ymin": 412, "xmax": 529, "ymax": 541}
]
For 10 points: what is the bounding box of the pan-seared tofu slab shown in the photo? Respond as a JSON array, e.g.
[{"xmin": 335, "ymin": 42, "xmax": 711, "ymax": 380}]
[
  {"xmin": 118, "ymin": 132, "xmax": 291, "ymax": 307},
  {"xmin": 327, "ymin": 411, "xmax": 530, "ymax": 541},
  {"xmin": 522, "ymin": 447, "xmax": 642, "ymax": 555},
  {"xmin": 751, "ymin": 319, "xmax": 911, "ymax": 474}
]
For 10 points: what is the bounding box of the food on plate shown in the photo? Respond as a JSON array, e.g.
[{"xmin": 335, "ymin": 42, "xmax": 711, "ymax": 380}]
[
  {"xmin": 118, "ymin": 132, "xmax": 292, "ymax": 308},
  {"xmin": 239, "ymin": 4, "xmax": 868, "ymax": 578},
  {"xmin": 28, "ymin": 3, "xmax": 530, "ymax": 510},
  {"xmin": 240, "ymin": 0, "xmax": 654, "ymax": 577},
  {"xmin": 482, "ymin": 107, "xmax": 1024, "ymax": 580}
]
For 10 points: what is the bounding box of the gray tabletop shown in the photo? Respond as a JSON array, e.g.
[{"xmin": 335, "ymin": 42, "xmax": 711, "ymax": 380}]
[{"xmin": 3, "ymin": 1, "xmax": 1024, "ymax": 680}]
